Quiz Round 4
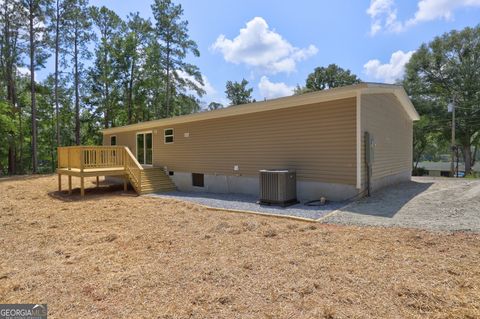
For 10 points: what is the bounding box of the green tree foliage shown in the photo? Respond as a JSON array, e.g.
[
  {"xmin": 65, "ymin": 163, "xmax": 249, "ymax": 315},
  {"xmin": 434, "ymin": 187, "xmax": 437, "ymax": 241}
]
[
  {"xmin": 51, "ymin": 0, "xmax": 67, "ymax": 147},
  {"xmin": 0, "ymin": 0, "xmax": 26, "ymax": 174},
  {"xmin": 62, "ymin": 0, "xmax": 93, "ymax": 144},
  {"xmin": 151, "ymin": 0, "xmax": 204, "ymax": 117},
  {"xmin": 225, "ymin": 79, "xmax": 254, "ymax": 106},
  {"xmin": 208, "ymin": 102, "xmax": 223, "ymax": 111},
  {"xmin": 405, "ymin": 25, "xmax": 480, "ymax": 174},
  {"xmin": 0, "ymin": 0, "xmax": 209, "ymax": 175},
  {"xmin": 295, "ymin": 64, "xmax": 361, "ymax": 94},
  {"xmin": 22, "ymin": 0, "xmax": 53, "ymax": 172},
  {"xmin": 119, "ymin": 12, "xmax": 152, "ymax": 124},
  {"xmin": 0, "ymin": 99, "xmax": 17, "ymax": 174},
  {"xmin": 89, "ymin": 6, "xmax": 123, "ymax": 128}
]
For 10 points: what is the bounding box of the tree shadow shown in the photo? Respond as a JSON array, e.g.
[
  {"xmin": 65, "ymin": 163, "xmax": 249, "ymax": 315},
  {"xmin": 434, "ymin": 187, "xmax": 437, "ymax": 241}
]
[{"xmin": 342, "ymin": 181, "xmax": 434, "ymax": 218}]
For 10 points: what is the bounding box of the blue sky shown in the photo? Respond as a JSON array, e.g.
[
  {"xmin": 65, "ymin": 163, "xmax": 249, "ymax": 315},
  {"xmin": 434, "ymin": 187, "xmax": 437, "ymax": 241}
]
[{"xmin": 59, "ymin": 0, "xmax": 480, "ymax": 106}]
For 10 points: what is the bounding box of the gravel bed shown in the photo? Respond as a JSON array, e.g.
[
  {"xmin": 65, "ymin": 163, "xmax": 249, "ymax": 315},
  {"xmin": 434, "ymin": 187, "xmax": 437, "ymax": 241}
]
[
  {"xmin": 148, "ymin": 191, "xmax": 347, "ymax": 220},
  {"xmin": 322, "ymin": 177, "xmax": 480, "ymax": 232}
]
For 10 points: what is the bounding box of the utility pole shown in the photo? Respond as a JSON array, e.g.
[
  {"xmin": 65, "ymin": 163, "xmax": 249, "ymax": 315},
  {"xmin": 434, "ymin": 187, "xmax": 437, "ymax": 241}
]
[{"xmin": 448, "ymin": 100, "xmax": 456, "ymax": 177}]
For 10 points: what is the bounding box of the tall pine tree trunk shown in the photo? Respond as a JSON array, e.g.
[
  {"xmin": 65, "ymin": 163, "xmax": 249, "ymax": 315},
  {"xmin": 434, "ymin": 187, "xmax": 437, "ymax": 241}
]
[
  {"xmin": 74, "ymin": 27, "xmax": 80, "ymax": 145},
  {"xmin": 165, "ymin": 42, "xmax": 170, "ymax": 118},
  {"xmin": 18, "ymin": 104, "xmax": 23, "ymax": 173},
  {"xmin": 127, "ymin": 56, "xmax": 135, "ymax": 124},
  {"xmin": 4, "ymin": 7, "xmax": 17, "ymax": 175},
  {"xmin": 54, "ymin": 0, "xmax": 60, "ymax": 147},
  {"xmin": 29, "ymin": 1, "xmax": 38, "ymax": 173},
  {"xmin": 7, "ymin": 138, "xmax": 15, "ymax": 175},
  {"xmin": 103, "ymin": 35, "xmax": 110, "ymax": 129}
]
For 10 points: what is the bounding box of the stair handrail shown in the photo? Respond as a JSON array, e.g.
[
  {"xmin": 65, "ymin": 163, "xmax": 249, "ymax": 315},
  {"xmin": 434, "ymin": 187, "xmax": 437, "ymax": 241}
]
[{"xmin": 123, "ymin": 146, "xmax": 143, "ymax": 193}]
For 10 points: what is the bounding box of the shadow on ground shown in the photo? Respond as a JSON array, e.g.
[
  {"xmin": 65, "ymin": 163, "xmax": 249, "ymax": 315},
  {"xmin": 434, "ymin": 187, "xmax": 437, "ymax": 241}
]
[
  {"xmin": 342, "ymin": 181, "xmax": 434, "ymax": 218},
  {"xmin": 49, "ymin": 184, "xmax": 137, "ymax": 202}
]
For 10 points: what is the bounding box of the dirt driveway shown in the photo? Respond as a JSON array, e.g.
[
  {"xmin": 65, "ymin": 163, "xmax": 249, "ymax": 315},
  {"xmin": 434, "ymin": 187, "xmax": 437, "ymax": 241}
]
[{"xmin": 322, "ymin": 177, "xmax": 480, "ymax": 232}]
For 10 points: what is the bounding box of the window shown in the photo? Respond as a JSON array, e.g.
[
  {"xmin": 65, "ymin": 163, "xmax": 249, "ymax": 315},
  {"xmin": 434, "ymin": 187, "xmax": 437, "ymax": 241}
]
[
  {"xmin": 192, "ymin": 173, "xmax": 204, "ymax": 187},
  {"xmin": 169, "ymin": 171, "xmax": 174, "ymax": 176},
  {"xmin": 110, "ymin": 135, "xmax": 117, "ymax": 146},
  {"xmin": 164, "ymin": 128, "xmax": 174, "ymax": 144}
]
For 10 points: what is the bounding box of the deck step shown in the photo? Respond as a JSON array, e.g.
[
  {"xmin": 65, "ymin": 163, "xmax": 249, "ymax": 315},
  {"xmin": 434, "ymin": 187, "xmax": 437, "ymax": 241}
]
[
  {"xmin": 141, "ymin": 176, "xmax": 173, "ymax": 181},
  {"xmin": 138, "ymin": 168, "xmax": 176, "ymax": 194},
  {"xmin": 142, "ymin": 187, "xmax": 177, "ymax": 194},
  {"xmin": 141, "ymin": 183, "xmax": 175, "ymax": 188}
]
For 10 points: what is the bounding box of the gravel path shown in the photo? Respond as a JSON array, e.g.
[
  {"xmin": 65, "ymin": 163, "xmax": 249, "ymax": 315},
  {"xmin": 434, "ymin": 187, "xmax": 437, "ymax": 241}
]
[
  {"xmin": 322, "ymin": 177, "xmax": 480, "ymax": 232},
  {"xmin": 148, "ymin": 191, "xmax": 347, "ymax": 220}
]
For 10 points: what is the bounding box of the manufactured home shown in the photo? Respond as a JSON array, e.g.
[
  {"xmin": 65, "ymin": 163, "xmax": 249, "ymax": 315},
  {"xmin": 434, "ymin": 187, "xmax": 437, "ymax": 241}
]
[{"xmin": 57, "ymin": 83, "xmax": 419, "ymax": 200}]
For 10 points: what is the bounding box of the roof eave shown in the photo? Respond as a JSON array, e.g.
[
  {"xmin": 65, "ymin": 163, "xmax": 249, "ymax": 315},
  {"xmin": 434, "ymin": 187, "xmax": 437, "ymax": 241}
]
[{"xmin": 101, "ymin": 83, "xmax": 420, "ymax": 135}]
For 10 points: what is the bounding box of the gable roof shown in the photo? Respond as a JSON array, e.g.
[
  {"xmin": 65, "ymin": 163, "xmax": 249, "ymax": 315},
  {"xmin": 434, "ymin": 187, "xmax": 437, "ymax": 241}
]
[{"xmin": 102, "ymin": 83, "xmax": 420, "ymax": 135}]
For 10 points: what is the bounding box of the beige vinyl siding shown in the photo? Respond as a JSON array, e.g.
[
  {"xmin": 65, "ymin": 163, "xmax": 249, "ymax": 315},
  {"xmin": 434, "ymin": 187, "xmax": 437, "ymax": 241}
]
[
  {"xmin": 104, "ymin": 97, "xmax": 357, "ymax": 185},
  {"xmin": 361, "ymin": 93, "xmax": 413, "ymax": 187}
]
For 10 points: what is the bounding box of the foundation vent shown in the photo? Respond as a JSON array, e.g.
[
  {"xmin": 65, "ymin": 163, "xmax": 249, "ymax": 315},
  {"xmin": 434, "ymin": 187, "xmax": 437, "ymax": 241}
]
[{"xmin": 259, "ymin": 169, "xmax": 298, "ymax": 207}]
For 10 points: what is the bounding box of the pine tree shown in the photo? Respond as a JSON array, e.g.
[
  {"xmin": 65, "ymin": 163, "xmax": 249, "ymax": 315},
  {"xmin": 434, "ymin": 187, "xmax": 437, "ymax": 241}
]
[
  {"xmin": 0, "ymin": 0, "xmax": 26, "ymax": 174},
  {"xmin": 90, "ymin": 6, "xmax": 123, "ymax": 128},
  {"xmin": 51, "ymin": 0, "xmax": 67, "ymax": 147},
  {"xmin": 151, "ymin": 0, "xmax": 204, "ymax": 118},
  {"xmin": 63, "ymin": 0, "xmax": 92, "ymax": 145},
  {"xmin": 22, "ymin": 0, "xmax": 53, "ymax": 172},
  {"xmin": 121, "ymin": 12, "xmax": 152, "ymax": 124}
]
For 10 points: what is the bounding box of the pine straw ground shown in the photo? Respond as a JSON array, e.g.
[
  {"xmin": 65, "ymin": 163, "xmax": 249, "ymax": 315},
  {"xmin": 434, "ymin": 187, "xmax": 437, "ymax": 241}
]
[{"xmin": 0, "ymin": 175, "xmax": 479, "ymax": 319}]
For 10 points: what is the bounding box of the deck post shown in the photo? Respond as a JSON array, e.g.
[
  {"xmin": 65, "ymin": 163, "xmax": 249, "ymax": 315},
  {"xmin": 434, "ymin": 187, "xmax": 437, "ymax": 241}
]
[
  {"xmin": 124, "ymin": 148, "xmax": 127, "ymax": 170},
  {"xmin": 80, "ymin": 177, "xmax": 85, "ymax": 197},
  {"xmin": 67, "ymin": 148, "xmax": 71, "ymax": 170},
  {"xmin": 58, "ymin": 174, "xmax": 62, "ymax": 191},
  {"xmin": 80, "ymin": 148, "xmax": 84, "ymax": 173},
  {"xmin": 124, "ymin": 177, "xmax": 128, "ymax": 192},
  {"xmin": 68, "ymin": 175, "xmax": 72, "ymax": 195},
  {"xmin": 96, "ymin": 176, "xmax": 100, "ymax": 187}
]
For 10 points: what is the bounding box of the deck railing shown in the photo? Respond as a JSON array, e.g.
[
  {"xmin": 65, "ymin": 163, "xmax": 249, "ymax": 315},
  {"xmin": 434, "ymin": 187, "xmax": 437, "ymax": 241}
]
[{"xmin": 57, "ymin": 146, "xmax": 143, "ymax": 192}]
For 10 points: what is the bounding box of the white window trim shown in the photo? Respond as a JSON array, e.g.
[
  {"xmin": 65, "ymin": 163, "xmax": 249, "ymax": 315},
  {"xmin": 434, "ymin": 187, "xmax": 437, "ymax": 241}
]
[
  {"xmin": 136, "ymin": 131, "xmax": 154, "ymax": 167},
  {"xmin": 164, "ymin": 128, "xmax": 174, "ymax": 144},
  {"xmin": 110, "ymin": 135, "xmax": 117, "ymax": 146}
]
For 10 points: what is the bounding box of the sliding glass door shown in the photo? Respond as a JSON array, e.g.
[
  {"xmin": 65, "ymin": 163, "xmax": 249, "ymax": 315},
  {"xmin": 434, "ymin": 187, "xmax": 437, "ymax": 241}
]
[{"xmin": 136, "ymin": 132, "xmax": 153, "ymax": 165}]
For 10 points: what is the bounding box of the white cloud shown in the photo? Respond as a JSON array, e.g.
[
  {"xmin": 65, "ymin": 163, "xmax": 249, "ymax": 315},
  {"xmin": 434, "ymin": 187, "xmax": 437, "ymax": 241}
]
[
  {"xmin": 211, "ymin": 17, "xmax": 318, "ymax": 74},
  {"xmin": 407, "ymin": 0, "xmax": 480, "ymax": 26},
  {"xmin": 17, "ymin": 66, "xmax": 30, "ymax": 76},
  {"xmin": 258, "ymin": 76, "xmax": 294, "ymax": 99},
  {"xmin": 363, "ymin": 50, "xmax": 414, "ymax": 83},
  {"xmin": 366, "ymin": 0, "xmax": 480, "ymax": 35},
  {"xmin": 366, "ymin": 0, "xmax": 404, "ymax": 35}
]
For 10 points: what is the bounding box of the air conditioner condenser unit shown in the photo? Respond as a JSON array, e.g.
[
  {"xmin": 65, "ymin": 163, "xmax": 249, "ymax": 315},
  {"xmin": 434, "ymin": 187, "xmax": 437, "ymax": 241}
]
[{"xmin": 259, "ymin": 169, "xmax": 298, "ymax": 207}]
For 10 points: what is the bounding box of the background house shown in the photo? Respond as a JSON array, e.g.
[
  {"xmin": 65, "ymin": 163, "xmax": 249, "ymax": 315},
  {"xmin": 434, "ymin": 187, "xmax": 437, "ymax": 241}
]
[{"xmin": 419, "ymin": 162, "xmax": 480, "ymax": 177}]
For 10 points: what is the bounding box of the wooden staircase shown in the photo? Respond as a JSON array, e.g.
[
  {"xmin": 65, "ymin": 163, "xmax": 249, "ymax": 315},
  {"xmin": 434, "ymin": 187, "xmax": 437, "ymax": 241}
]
[
  {"xmin": 57, "ymin": 146, "xmax": 177, "ymax": 196},
  {"xmin": 140, "ymin": 168, "xmax": 177, "ymax": 194}
]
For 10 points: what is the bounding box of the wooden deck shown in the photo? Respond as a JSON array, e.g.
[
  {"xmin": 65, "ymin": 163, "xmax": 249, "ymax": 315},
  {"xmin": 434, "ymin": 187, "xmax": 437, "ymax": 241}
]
[
  {"xmin": 56, "ymin": 146, "xmax": 176, "ymax": 197},
  {"xmin": 57, "ymin": 167, "xmax": 125, "ymax": 176}
]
